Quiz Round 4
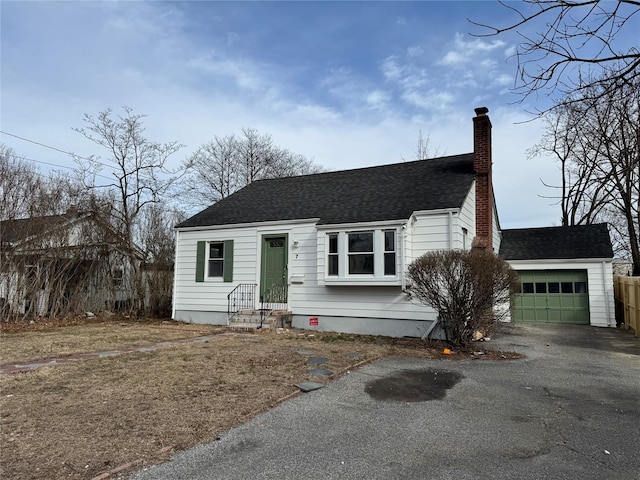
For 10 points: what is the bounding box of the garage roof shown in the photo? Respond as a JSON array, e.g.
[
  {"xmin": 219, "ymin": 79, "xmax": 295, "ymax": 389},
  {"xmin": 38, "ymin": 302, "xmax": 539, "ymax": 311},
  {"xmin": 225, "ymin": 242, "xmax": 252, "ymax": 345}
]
[{"xmin": 499, "ymin": 224, "xmax": 613, "ymax": 260}]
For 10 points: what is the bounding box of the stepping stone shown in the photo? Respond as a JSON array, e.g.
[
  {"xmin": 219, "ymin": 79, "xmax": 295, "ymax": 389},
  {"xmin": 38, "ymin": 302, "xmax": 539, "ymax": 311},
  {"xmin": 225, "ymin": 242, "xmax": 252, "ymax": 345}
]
[
  {"xmin": 346, "ymin": 352, "xmax": 363, "ymax": 359},
  {"xmin": 97, "ymin": 351, "xmax": 121, "ymax": 358},
  {"xmin": 295, "ymin": 382, "xmax": 324, "ymax": 392},
  {"xmin": 307, "ymin": 356, "xmax": 329, "ymax": 365},
  {"xmin": 295, "ymin": 349, "xmax": 315, "ymax": 356},
  {"xmin": 138, "ymin": 346, "xmax": 159, "ymax": 352},
  {"xmin": 308, "ymin": 368, "xmax": 333, "ymax": 376}
]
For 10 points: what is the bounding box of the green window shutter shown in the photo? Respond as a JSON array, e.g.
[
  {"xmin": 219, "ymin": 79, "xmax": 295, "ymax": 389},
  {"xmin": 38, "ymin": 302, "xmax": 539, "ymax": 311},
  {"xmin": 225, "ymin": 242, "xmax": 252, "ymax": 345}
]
[
  {"xmin": 195, "ymin": 241, "xmax": 206, "ymax": 282},
  {"xmin": 223, "ymin": 240, "xmax": 234, "ymax": 282}
]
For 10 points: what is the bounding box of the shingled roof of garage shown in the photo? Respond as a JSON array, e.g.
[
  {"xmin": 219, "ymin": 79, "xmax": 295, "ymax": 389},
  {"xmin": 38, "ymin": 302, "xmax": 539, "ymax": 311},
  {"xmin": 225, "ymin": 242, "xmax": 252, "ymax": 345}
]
[{"xmin": 499, "ymin": 224, "xmax": 613, "ymax": 260}]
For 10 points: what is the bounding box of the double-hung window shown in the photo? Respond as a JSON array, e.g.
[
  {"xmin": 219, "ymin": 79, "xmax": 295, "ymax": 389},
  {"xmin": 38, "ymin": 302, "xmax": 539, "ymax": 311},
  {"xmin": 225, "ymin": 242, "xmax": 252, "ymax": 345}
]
[
  {"xmin": 324, "ymin": 228, "xmax": 400, "ymax": 284},
  {"xmin": 383, "ymin": 230, "xmax": 396, "ymax": 275},
  {"xmin": 208, "ymin": 242, "xmax": 224, "ymax": 277},
  {"xmin": 195, "ymin": 240, "xmax": 234, "ymax": 282},
  {"xmin": 348, "ymin": 232, "xmax": 374, "ymax": 274},
  {"xmin": 328, "ymin": 233, "xmax": 339, "ymax": 276}
]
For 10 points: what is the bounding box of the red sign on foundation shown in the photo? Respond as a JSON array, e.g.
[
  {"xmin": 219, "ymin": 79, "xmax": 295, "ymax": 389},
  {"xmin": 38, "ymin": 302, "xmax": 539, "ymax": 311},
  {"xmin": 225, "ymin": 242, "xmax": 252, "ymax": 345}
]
[{"xmin": 309, "ymin": 317, "xmax": 319, "ymax": 326}]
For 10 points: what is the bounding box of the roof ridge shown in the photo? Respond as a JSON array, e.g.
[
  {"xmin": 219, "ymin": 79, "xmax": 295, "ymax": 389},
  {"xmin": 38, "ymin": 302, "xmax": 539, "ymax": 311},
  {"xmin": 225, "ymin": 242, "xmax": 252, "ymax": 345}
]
[{"xmin": 251, "ymin": 152, "xmax": 474, "ymax": 184}]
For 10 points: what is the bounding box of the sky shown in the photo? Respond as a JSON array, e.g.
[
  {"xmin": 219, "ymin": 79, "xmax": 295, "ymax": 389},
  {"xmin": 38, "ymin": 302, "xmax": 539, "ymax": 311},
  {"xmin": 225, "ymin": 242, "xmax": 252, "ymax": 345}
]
[{"xmin": 0, "ymin": 0, "xmax": 603, "ymax": 228}]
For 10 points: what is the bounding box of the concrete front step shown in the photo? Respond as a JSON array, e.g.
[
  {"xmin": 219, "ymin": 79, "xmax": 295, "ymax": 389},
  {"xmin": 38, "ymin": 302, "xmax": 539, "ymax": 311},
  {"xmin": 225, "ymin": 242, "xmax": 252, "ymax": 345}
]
[
  {"xmin": 229, "ymin": 310, "xmax": 293, "ymax": 329},
  {"xmin": 227, "ymin": 322, "xmax": 262, "ymax": 331}
]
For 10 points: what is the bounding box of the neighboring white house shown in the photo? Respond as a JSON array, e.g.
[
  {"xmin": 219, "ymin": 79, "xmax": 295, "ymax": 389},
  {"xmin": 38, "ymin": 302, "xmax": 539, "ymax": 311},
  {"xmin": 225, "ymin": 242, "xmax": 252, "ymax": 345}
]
[
  {"xmin": 172, "ymin": 107, "xmax": 615, "ymax": 336},
  {"xmin": 0, "ymin": 209, "xmax": 136, "ymax": 317}
]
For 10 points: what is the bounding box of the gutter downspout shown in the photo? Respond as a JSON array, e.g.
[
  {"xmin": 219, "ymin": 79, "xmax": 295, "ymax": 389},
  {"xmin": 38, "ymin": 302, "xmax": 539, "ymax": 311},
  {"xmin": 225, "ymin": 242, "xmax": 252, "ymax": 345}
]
[
  {"xmin": 448, "ymin": 210, "xmax": 454, "ymax": 250},
  {"xmin": 602, "ymin": 261, "xmax": 612, "ymax": 326},
  {"xmin": 171, "ymin": 230, "xmax": 179, "ymax": 320},
  {"xmin": 401, "ymin": 223, "xmax": 407, "ymax": 290}
]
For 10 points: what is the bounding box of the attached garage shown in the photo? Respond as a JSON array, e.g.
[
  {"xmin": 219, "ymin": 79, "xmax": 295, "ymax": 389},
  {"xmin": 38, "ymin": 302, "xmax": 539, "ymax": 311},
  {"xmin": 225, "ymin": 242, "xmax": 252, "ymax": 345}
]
[{"xmin": 500, "ymin": 224, "xmax": 615, "ymax": 327}]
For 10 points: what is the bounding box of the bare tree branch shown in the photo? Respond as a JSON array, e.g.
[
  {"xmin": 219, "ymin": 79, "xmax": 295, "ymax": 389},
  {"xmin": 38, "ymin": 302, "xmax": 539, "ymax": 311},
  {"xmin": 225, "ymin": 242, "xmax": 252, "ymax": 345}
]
[{"xmin": 471, "ymin": 1, "xmax": 640, "ymax": 107}]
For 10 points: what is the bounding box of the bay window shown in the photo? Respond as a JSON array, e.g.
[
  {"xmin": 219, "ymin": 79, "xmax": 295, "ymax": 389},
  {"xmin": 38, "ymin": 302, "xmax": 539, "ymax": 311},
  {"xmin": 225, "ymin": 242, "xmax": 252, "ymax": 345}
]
[{"xmin": 324, "ymin": 228, "xmax": 400, "ymax": 284}]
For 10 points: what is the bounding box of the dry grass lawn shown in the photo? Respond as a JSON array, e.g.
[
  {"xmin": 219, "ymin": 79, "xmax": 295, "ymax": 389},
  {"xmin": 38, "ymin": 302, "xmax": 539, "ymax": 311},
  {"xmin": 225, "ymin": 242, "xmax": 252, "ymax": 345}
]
[{"xmin": 0, "ymin": 317, "xmax": 517, "ymax": 480}]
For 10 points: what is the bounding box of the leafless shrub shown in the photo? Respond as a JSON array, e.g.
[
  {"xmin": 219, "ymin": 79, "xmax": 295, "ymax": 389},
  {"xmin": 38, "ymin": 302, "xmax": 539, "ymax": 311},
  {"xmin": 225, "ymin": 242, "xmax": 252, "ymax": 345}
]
[{"xmin": 406, "ymin": 249, "xmax": 520, "ymax": 348}]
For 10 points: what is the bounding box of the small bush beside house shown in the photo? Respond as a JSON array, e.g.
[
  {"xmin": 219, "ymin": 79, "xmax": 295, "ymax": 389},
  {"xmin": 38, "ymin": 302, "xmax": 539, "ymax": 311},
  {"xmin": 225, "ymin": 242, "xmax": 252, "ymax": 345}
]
[{"xmin": 406, "ymin": 249, "xmax": 520, "ymax": 347}]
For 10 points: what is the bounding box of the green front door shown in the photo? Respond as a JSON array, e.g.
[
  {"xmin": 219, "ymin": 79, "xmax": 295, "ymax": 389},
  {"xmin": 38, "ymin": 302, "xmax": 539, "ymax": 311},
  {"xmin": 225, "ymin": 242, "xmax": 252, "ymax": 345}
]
[
  {"xmin": 260, "ymin": 235, "xmax": 288, "ymax": 303},
  {"xmin": 512, "ymin": 270, "xmax": 589, "ymax": 324}
]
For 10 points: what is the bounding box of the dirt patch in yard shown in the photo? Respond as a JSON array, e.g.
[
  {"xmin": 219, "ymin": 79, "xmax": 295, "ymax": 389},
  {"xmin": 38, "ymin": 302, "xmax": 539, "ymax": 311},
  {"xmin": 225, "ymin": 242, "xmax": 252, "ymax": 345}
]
[
  {"xmin": 0, "ymin": 319, "xmax": 521, "ymax": 480},
  {"xmin": 0, "ymin": 316, "xmax": 214, "ymax": 364}
]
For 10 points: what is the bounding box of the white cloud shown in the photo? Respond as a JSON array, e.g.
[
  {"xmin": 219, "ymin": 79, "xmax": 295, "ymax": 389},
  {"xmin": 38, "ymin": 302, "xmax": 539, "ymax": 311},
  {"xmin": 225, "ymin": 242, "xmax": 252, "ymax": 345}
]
[
  {"xmin": 438, "ymin": 33, "xmax": 506, "ymax": 67},
  {"xmin": 366, "ymin": 90, "xmax": 391, "ymax": 110},
  {"xmin": 407, "ymin": 45, "xmax": 424, "ymax": 58},
  {"xmin": 187, "ymin": 53, "xmax": 269, "ymax": 92},
  {"xmin": 401, "ymin": 90, "xmax": 455, "ymax": 111}
]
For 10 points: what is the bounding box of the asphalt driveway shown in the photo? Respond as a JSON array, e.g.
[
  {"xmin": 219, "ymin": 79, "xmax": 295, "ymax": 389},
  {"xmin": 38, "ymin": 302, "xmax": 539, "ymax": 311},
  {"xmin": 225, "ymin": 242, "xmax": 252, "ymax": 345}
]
[{"xmin": 131, "ymin": 324, "xmax": 640, "ymax": 480}]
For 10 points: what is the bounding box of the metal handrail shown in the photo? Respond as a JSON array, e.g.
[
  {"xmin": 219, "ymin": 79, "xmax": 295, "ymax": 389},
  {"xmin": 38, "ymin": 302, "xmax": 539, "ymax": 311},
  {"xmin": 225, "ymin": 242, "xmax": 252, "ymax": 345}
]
[
  {"xmin": 227, "ymin": 283, "xmax": 257, "ymax": 320},
  {"xmin": 260, "ymin": 283, "xmax": 288, "ymax": 327}
]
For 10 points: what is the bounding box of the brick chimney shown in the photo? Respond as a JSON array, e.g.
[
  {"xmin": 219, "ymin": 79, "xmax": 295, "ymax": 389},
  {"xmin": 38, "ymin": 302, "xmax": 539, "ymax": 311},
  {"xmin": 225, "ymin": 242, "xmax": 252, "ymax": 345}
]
[{"xmin": 472, "ymin": 106, "xmax": 493, "ymax": 251}]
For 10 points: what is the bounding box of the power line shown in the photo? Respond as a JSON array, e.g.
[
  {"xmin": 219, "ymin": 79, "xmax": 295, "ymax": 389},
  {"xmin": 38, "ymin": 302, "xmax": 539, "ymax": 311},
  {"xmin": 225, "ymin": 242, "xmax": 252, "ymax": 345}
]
[
  {"xmin": 0, "ymin": 130, "xmax": 114, "ymax": 169},
  {"xmin": 0, "ymin": 130, "xmax": 95, "ymax": 162},
  {"xmin": 19, "ymin": 155, "xmax": 115, "ymax": 182}
]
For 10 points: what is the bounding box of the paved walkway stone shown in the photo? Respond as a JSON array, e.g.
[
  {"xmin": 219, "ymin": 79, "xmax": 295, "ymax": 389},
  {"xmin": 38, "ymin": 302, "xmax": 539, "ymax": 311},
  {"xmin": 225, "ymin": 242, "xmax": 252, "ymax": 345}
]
[
  {"xmin": 295, "ymin": 349, "xmax": 315, "ymax": 356},
  {"xmin": 295, "ymin": 382, "xmax": 324, "ymax": 392},
  {"xmin": 307, "ymin": 356, "xmax": 329, "ymax": 365}
]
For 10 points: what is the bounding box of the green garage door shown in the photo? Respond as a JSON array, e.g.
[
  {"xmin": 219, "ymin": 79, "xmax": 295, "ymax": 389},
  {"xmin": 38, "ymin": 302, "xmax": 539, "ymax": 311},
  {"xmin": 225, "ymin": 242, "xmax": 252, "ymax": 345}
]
[{"xmin": 512, "ymin": 270, "xmax": 589, "ymax": 324}]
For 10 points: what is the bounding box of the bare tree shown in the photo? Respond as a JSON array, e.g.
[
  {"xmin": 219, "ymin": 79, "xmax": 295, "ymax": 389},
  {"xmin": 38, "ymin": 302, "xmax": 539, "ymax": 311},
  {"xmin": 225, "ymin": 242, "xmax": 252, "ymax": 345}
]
[
  {"xmin": 74, "ymin": 107, "xmax": 184, "ymax": 312},
  {"xmin": 406, "ymin": 249, "xmax": 520, "ymax": 348},
  {"xmin": 1, "ymin": 145, "xmax": 47, "ymax": 221},
  {"xmin": 531, "ymin": 72, "xmax": 640, "ymax": 273},
  {"xmin": 472, "ymin": 1, "xmax": 640, "ymax": 106},
  {"xmin": 137, "ymin": 202, "xmax": 185, "ymax": 317},
  {"xmin": 180, "ymin": 128, "xmax": 324, "ymax": 210},
  {"xmin": 412, "ymin": 129, "xmax": 444, "ymax": 160}
]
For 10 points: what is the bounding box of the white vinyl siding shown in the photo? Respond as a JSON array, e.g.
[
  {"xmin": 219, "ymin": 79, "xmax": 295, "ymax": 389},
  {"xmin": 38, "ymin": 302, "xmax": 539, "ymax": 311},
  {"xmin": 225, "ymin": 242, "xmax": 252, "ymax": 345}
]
[
  {"xmin": 492, "ymin": 199, "xmax": 502, "ymax": 253},
  {"xmin": 173, "ymin": 208, "xmax": 494, "ymax": 334},
  {"xmin": 456, "ymin": 184, "xmax": 476, "ymax": 250}
]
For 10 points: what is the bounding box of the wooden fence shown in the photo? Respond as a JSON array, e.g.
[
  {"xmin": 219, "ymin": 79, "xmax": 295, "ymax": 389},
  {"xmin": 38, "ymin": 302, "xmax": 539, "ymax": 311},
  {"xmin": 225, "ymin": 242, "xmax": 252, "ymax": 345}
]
[{"xmin": 614, "ymin": 275, "xmax": 640, "ymax": 337}]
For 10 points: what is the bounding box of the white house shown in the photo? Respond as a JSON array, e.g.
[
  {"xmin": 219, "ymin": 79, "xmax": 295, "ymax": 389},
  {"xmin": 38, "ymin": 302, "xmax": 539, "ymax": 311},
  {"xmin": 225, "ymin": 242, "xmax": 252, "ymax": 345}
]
[
  {"xmin": 0, "ymin": 209, "xmax": 136, "ymax": 317},
  {"xmin": 172, "ymin": 107, "xmax": 615, "ymax": 336}
]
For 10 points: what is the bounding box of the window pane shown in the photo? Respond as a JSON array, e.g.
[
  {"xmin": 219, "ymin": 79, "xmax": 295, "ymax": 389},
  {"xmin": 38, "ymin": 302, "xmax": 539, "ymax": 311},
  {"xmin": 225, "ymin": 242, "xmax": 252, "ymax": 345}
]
[
  {"xmin": 384, "ymin": 230, "xmax": 395, "ymax": 252},
  {"xmin": 535, "ymin": 282, "xmax": 547, "ymax": 293},
  {"xmin": 348, "ymin": 232, "xmax": 373, "ymax": 253},
  {"xmin": 209, "ymin": 243, "xmax": 224, "ymax": 259},
  {"xmin": 561, "ymin": 282, "xmax": 573, "ymax": 293},
  {"xmin": 548, "ymin": 282, "xmax": 560, "ymax": 293},
  {"xmin": 328, "ymin": 255, "xmax": 338, "ymax": 276},
  {"xmin": 522, "ymin": 283, "xmax": 534, "ymax": 293},
  {"xmin": 328, "ymin": 234, "xmax": 338, "ymax": 254},
  {"xmin": 384, "ymin": 253, "xmax": 395, "ymax": 275},
  {"xmin": 209, "ymin": 259, "xmax": 223, "ymax": 277},
  {"xmin": 349, "ymin": 254, "xmax": 374, "ymax": 274},
  {"xmin": 574, "ymin": 281, "xmax": 587, "ymax": 293}
]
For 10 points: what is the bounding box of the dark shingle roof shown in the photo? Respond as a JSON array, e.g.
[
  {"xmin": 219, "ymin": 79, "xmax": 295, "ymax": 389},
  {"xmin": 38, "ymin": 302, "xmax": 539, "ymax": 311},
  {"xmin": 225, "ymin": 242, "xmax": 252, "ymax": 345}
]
[
  {"xmin": 499, "ymin": 224, "xmax": 613, "ymax": 260},
  {"xmin": 0, "ymin": 213, "xmax": 76, "ymax": 244},
  {"xmin": 177, "ymin": 154, "xmax": 475, "ymax": 228}
]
